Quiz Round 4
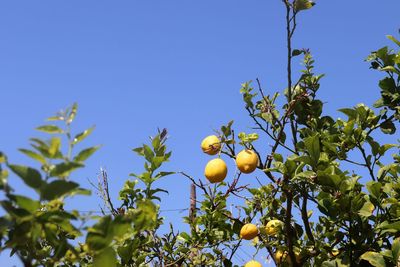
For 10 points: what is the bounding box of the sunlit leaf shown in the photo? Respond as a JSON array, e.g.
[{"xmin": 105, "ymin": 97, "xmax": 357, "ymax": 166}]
[
  {"xmin": 18, "ymin": 149, "xmax": 46, "ymax": 164},
  {"xmin": 41, "ymin": 180, "xmax": 79, "ymax": 200},
  {"xmin": 67, "ymin": 103, "xmax": 78, "ymax": 124},
  {"xmin": 294, "ymin": 0, "xmax": 315, "ymax": 12},
  {"xmin": 73, "ymin": 146, "xmax": 100, "ymax": 162},
  {"xmin": 0, "ymin": 152, "xmax": 6, "ymax": 163},
  {"xmin": 387, "ymin": 35, "xmax": 400, "ymax": 47},
  {"xmin": 94, "ymin": 247, "xmax": 117, "ymax": 267},
  {"xmin": 36, "ymin": 125, "xmax": 64, "ymax": 134},
  {"xmin": 86, "ymin": 216, "xmax": 114, "ymax": 250},
  {"xmin": 358, "ymin": 201, "xmax": 375, "ymax": 217},
  {"xmin": 11, "ymin": 195, "xmax": 40, "ymax": 213},
  {"xmin": 72, "ymin": 126, "xmax": 95, "ymax": 145},
  {"xmin": 392, "ymin": 238, "xmax": 400, "ymax": 264},
  {"xmin": 360, "ymin": 251, "xmax": 386, "ymax": 267},
  {"xmin": 47, "ymin": 115, "xmax": 64, "ymax": 121},
  {"xmin": 304, "ymin": 135, "xmax": 320, "ymax": 168},
  {"xmin": 49, "ymin": 162, "xmax": 84, "ymax": 177},
  {"xmin": 49, "ymin": 137, "xmax": 61, "ymax": 158},
  {"xmin": 133, "ymin": 199, "xmax": 157, "ymax": 231},
  {"xmin": 8, "ymin": 164, "xmax": 43, "ymax": 189}
]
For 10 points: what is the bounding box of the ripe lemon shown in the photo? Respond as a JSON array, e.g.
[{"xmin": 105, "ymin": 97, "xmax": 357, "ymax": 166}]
[
  {"xmin": 201, "ymin": 135, "xmax": 221, "ymax": 155},
  {"xmin": 240, "ymin": 223, "xmax": 259, "ymax": 240},
  {"xmin": 236, "ymin": 149, "xmax": 258, "ymax": 173},
  {"xmin": 265, "ymin": 219, "xmax": 284, "ymax": 235},
  {"xmin": 274, "ymin": 250, "xmax": 288, "ymax": 263},
  {"xmin": 204, "ymin": 158, "xmax": 227, "ymax": 183},
  {"xmin": 331, "ymin": 249, "xmax": 340, "ymax": 257},
  {"xmin": 244, "ymin": 260, "xmax": 262, "ymax": 267},
  {"xmin": 275, "ymin": 250, "xmax": 301, "ymax": 264}
]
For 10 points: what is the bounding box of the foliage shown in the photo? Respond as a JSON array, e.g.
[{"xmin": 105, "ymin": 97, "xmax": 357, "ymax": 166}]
[{"xmin": 1, "ymin": 1, "xmax": 400, "ymax": 266}]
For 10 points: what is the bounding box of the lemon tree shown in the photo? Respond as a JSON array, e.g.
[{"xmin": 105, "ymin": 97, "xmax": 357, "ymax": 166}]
[{"xmin": 1, "ymin": 0, "xmax": 400, "ymax": 266}]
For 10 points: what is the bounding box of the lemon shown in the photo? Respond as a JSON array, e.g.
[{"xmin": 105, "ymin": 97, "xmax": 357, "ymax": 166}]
[
  {"xmin": 201, "ymin": 135, "xmax": 221, "ymax": 155},
  {"xmin": 240, "ymin": 223, "xmax": 259, "ymax": 240},
  {"xmin": 331, "ymin": 249, "xmax": 340, "ymax": 257},
  {"xmin": 274, "ymin": 250, "xmax": 288, "ymax": 264},
  {"xmin": 204, "ymin": 158, "xmax": 227, "ymax": 183},
  {"xmin": 275, "ymin": 250, "xmax": 301, "ymax": 264},
  {"xmin": 265, "ymin": 219, "xmax": 284, "ymax": 236},
  {"xmin": 244, "ymin": 260, "xmax": 262, "ymax": 267},
  {"xmin": 236, "ymin": 149, "xmax": 258, "ymax": 174}
]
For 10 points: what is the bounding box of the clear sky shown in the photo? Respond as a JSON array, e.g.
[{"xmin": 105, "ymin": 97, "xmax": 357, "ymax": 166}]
[{"xmin": 0, "ymin": 1, "xmax": 399, "ymax": 266}]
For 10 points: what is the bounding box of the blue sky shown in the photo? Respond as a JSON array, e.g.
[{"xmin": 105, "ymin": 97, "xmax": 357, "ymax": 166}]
[{"xmin": 1, "ymin": 0, "xmax": 399, "ymax": 266}]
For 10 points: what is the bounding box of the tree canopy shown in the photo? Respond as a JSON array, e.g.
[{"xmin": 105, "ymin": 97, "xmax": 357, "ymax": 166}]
[{"xmin": 1, "ymin": 1, "xmax": 400, "ymax": 266}]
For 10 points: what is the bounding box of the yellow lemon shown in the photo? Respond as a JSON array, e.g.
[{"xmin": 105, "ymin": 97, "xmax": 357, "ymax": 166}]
[
  {"xmin": 240, "ymin": 223, "xmax": 259, "ymax": 240},
  {"xmin": 275, "ymin": 250, "xmax": 301, "ymax": 264},
  {"xmin": 274, "ymin": 250, "xmax": 288, "ymax": 264},
  {"xmin": 204, "ymin": 158, "xmax": 227, "ymax": 183},
  {"xmin": 244, "ymin": 260, "xmax": 262, "ymax": 267},
  {"xmin": 236, "ymin": 149, "xmax": 258, "ymax": 174},
  {"xmin": 201, "ymin": 135, "xmax": 221, "ymax": 155},
  {"xmin": 331, "ymin": 249, "xmax": 340, "ymax": 257},
  {"xmin": 265, "ymin": 219, "xmax": 284, "ymax": 235}
]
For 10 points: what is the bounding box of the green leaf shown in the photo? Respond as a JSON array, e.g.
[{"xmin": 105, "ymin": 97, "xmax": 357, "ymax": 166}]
[
  {"xmin": 87, "ymin": 216, "xmax": 114, "ymax": 250},
  {"xmin": 73, "ymin": 146, "xmax": 100, "ymax": 162},
  {"xmin": 366, "ymin": 181, "xmax": 382, "ymax": 200},
  {"xmin": 378, "ymin": 221, "xmax": 400, "ymax": 233},
  {"xmin": 392, "ymin": 238, "xmax": 400, "ymax": 264},
  {"xmin": 316, "ymin": 170, "xmax": 342, "ymax": 189},
  {"xmin": 379, "ymin": 144, "xmax": 398, "ymax": 155},
  {"xmin": 154, "ymin": 171, "xmax": 175, "ymax": 179},
  {"xmin": 67, "ymin": 103, "xmax": 78, "ymax": 124},
  {"xmin": 18, "ymin": 149, "xmax": 46, "ymax": 164},
  {"xmin": 380, "ymin": 66, "xmax": 400, "ymax": 74},
  {"xmin": 0, "ymin": 152, "xmax": 6, "ymax": 163},
  {"xmin": 366, "ymin": 136, "xmax": 380, "ymax": 156},
  {"xmin": 47, "ymin": 115, "xmax": 64, "ymax": 121},
  {"xmin": 338, "ymin": 108, "xmax": 357, "ymax": 120},
  {"xmin": 118, "ymin": 243, "xmax": 134, "ymax": 263},
  {"xmin": 358, "ymin": 201, "xmax": 375, "ymax": 217},
  {"xmin": 49, "ymin": 137, "xmax": 61, "ymax": 158},
  {"xmin": 387, "ymin": 35, "xmax": 400, "ymax": 47},
  {"xmin": 380, "ymin": 120, "xmax": 396, "ymax": 134},
  {"xmin": 292, "ymin": 49, "xmax": 303, "ymax": 56},
  {"xmin": 304, "ymin": 135, "xmax": 320, "ymax": 168},
  {"xmin": 152, "ymin": 135, "xmax": 161, "ymax": 150},
  {"xmin": 72, "ymin": 126, "xmax": 95, "ymax": 145},
  {"xmin": 30, "ymin": 138, "xmax": 51, "ymax": 157},
  {"xmin": 41, "ymin": 180, "xmax": 79, "ymax": 200},
  {"xmin": 178, "ymin": 232, "xmax": 191, "ymax": 242},
  {"xmin": 36, "ymin": 125, "xmax": 64, "ymax": 134},
  {"xmin": 360, "ymin": 251, "xmax": 386, "ymax": 267},
  {"xmin": 221, "ymin": 121, "xmax": 234, "ymax": 137},
  {"xmin": 69, "ymin": 188, "xmax": 91, "ymax": 197},
  {"xmin": 12, "ymin": 195, "xmax": 40, "ymax": 213},
  {"xmin": 132, "ymin": 147, "xmax": 144, "ymax": 156},
  {"xmin": 322, "ymin": 260, "xmax": 349, "ymax": 267},
  {"xmin": 143, "ymin": 144, "xmax": 154, "ymax": 162},
  {"xmin": 374, "ymin": 98, "xmax": 385, "ymax": 108},
  {"xmin": 49, "ymin": 162, "xmax": 84, "ymax": 177},
  {"xmin": 223, "ymin": 259, "xmax": 233, "ymax": 267},
  {"xmin": 133, "ymin": 199, "xmax": 157, "ymax": 231},
  {"xmin": 379, "ymin": 77, "xmax": 397, "ymax": 93},
  {"xmin": 94, "ymin": 247, "xmax": 117, "ymax": 267},
  {"xmin": 151, "ymin": 156, "xmax": 167, "ymax": 170},
  {"xmin": 8, "ymin": 164, "xmax": 43, "ymax": 189},
  {"xmin": 294, "ymin": 0, "xmax": 315, "ymax": 12},
  {"xmin": 1, "ymin": 201, "xmax": 32, "ymax": 219},
  {"xmin": 343, "ymin": 120, "xmax": 355, "ymax": 135}
]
